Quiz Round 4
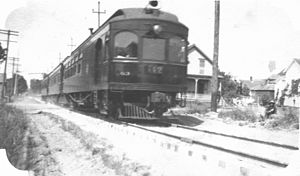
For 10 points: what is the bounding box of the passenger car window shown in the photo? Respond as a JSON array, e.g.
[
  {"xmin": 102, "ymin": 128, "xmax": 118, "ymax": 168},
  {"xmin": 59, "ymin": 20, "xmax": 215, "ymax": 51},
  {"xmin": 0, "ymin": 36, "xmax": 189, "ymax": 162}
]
[
  {"xmin": 142, "ymin": 38, "xmax": 165, "ymax": 61},
  {"xmin": 169, "ymin": 37, "xmax": 186, "ymax": 63},
  {"xmin": 114, "ymin": 32, "xmax": 138, "ymax": 59}
]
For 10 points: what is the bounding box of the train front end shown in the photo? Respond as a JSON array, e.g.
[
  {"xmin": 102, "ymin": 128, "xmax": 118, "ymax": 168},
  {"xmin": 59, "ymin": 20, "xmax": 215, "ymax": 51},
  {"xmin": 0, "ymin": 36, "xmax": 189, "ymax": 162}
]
[{"xmin": 107, "ymin": 7, "xmax": 188, "ymax": 118}]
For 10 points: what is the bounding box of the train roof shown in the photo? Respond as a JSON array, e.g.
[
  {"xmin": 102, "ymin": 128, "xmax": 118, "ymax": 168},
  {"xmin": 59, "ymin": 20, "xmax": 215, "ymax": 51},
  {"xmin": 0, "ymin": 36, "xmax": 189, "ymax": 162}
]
[
  {"xmin": 44, "ymin": 8, "xmax": 185, "ymax": 78},
  {"xmin": 107, "ymin": 8, "xmax": 179, "ymax": 23}
]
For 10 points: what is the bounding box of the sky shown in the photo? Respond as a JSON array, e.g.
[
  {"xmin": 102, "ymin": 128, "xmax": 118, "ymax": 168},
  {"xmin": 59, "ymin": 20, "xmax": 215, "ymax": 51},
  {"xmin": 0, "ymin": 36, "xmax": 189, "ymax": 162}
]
[{"xmin": 0, "ymin": 0, "xmax": 300, "ymax": 81}]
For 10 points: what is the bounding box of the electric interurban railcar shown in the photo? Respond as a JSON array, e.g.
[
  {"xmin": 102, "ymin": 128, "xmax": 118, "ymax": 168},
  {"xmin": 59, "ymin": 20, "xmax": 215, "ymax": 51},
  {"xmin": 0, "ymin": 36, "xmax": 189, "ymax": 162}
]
[{"xmin": 41, "ymin": 3, "xmax": 189, "ymax": 119}]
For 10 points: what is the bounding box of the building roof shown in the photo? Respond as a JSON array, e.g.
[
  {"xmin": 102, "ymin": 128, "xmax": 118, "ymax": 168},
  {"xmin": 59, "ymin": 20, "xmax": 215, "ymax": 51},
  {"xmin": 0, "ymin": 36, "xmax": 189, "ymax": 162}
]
[
  {"xmin": 188, "ymin": 44, "xmax": 213, "ymax": 64},
  {"xmin": 241, "ymin": 79, "xmax": 265, "ymax": 89},
  {"xmin": 267, "ymin": 73, "xmax": 281, "ymax": 80},
  {"xmin": 295, "ymin": 58, "xmax": 300, "ymax": 65},
  {"xmin": 277, "ymin": 58, "xmax": 300, "ymax": 76},
  {"xmin": 251, "ymin": 83, "xmax": 274, "ymax": 91}
]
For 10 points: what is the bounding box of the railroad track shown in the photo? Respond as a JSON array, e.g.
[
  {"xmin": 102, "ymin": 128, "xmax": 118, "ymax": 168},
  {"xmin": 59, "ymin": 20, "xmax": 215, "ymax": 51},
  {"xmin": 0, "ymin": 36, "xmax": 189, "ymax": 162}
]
[
  {"xmin": 122, "ymin": 121, "xmax": 296, "ymax": 168},
  {"xmin": 58, "ymin": 108, "xmax": 296, "ymax": 168},
  {"xmin": 169, "ymin": 123, "xmax": 299, "ymax": 150},
  {"xmin": 18, "ymin": 97, "xmax": 296, "ymax": 169}
]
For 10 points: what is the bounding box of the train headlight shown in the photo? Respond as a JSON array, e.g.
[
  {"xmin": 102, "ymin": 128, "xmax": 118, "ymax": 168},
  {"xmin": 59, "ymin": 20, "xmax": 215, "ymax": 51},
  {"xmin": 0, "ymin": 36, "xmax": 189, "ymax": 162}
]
[
  {"xmin": 153, "ymin": 24, "xmax": 162, "ymax": 34},
  {"xmin": 149, "ymin": 0, "xmax": 158, "ymax": 7}
]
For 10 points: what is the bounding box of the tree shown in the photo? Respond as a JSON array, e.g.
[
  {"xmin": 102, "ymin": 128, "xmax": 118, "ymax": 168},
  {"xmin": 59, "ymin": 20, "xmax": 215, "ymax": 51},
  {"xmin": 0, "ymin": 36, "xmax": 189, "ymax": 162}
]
[
  {"xmin": 219, "ymin": 72, "xmax": 239, "ymax": 102},
  {"xmin": 219, "ymin": 72, "xmax": 250, "ymax": 103},
  {"xmin": 6, "ymin": 74, "xmax": 28, "ymax": 95},
  {"xmin": 17, "ymin": 75, "xmax": 28, "ymax": 94},
  {"xmin": 30, "ymin": 79, "xmax": 42, "ymax": 94},
  {"xmin": 241, "ymin": 84, "xmax": 250, "ymax": 96}
]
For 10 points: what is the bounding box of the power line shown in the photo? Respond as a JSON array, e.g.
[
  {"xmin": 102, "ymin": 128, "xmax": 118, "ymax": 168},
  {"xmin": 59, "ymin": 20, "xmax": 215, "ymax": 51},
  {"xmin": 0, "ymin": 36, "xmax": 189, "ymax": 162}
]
[
  {"xmin": 68, "ymin": 38, "xmax": 76, "ymax": 53},
  {"xmin": 92, "ymin": 1, "xmax": 106, "ymax": 27},
  {"xmin": 9, "ymin": 57, "xmax": 20, "ymax": 96},
  {"xmin": 0, "ymin": 29, "xmax": 19, "ymax": 100}
]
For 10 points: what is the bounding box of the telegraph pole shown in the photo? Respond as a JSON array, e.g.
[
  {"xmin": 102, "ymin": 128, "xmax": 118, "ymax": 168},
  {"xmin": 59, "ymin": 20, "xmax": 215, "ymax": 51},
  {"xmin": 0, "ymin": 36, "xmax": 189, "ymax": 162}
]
[
  {"xmin": 68, "ymin": 38, "xmax": 76, "ymax": 53},
  {"xmin": 13, "ymin": 63, "xmax": 19, "ymax": 95},
  {"xmin": 92, "ymin": 1, "xmax": 106, "ymax": 27},
  {"xmin": 211, "ymin": 0, "xmax": 220, "ymax": 112},
  {"xmin": 9, "ymin": 57, "xmax": 20, "ymax": 95},
  {"xmin": 0, "ymin": 29, "xmax": 19, "ymax": 100}
]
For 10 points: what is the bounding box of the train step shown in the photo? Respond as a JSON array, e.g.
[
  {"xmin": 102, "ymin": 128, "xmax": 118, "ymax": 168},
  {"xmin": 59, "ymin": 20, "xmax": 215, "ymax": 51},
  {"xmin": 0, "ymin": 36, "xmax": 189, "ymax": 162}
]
[{"xmin": 119, "ymin": 103, "xmax": 158, "ymax": 120}]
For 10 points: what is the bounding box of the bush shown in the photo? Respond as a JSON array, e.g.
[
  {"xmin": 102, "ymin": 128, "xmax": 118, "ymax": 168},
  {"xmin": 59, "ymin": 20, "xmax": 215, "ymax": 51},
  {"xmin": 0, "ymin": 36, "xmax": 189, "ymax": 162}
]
[
  {"xmin": 0, "ymin": 105, "xmax": 30, "ymax": 169},
  {"xmin": 274, "ymin": 107, "xmax": 299, "ymax": 129},
  {"xmin": 183, "ymin": 101, "xmax": 210, "ymax": 114},
  {"xmin": 218, "ymin": 107, "xmax": 259, "ymax": 122}
]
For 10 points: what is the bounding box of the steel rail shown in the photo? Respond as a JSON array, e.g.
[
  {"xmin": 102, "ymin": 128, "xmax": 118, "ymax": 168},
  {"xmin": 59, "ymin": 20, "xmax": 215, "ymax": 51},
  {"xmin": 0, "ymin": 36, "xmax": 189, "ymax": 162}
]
[
  {"xmin": 171, "ymin": 124, "xmax": 299, "ymax": 150},
  {"xmin": 124, "ymin": 122, "xmax": 289, "ymax": 168}
]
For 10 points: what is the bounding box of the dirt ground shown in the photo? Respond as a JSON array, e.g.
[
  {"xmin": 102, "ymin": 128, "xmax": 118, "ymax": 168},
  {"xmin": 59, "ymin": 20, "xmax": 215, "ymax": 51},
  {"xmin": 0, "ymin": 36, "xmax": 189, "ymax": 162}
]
[{"xmin": 2, "ymin": 96, "xmax": 299, "ymax": 176}]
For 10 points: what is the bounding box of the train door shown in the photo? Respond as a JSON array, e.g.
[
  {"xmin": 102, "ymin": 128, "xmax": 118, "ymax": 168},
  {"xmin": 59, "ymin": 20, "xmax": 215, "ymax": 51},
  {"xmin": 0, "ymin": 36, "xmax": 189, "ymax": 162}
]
[
  {"xmin": 108, "ymin": 91, "xmax": 124, "ymax": 119},
  {"xmin": 94, "ymin": 38, "xmax": 103, "ymax": 84}
]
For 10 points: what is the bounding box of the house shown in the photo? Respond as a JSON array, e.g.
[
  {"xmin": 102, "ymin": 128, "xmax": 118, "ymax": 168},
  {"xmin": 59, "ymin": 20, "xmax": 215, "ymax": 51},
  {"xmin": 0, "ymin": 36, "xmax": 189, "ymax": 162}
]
[
  {"xmin": 273, "ymin": 58, "xmax": 300, "ymax": 107},
  {"xmin": 186, "ymin": 44, "xmax": 221, "ymax": 102},
  {"xmin": 240, "ymin": 59, "xmax": 300, "ymax": 107},
  {"xmin": 250, "ymin": 83, "xmax": 275, "ymax": 105},
  {"xmin": 240, "ymin": 78, "xmax": 271, "ymax": 105}
]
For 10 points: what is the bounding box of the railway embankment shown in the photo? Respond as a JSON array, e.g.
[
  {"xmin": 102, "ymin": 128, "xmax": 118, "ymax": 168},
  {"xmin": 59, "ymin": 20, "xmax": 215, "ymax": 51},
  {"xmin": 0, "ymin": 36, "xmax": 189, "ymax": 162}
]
[
  {"xmin": 0, "ymin": 103, "xmax": 50, "ymax": 175},
  {"xmin": 5, "ymin": 97, "xmax": 153, "ymax": 176},
  {"xmin": 2, "ymin": 96, "xmax": 299, "ymax": 176}
]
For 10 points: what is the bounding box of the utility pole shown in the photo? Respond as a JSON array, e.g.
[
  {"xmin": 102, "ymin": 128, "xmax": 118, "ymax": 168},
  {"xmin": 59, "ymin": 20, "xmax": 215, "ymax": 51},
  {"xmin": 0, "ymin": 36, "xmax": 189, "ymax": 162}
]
[
  {"xmin": 92, "ymin": 1, "xmax": 106, "ymax": 27},
  {"xmin": 211, "ymin": 0, "xmax": 220, "ymax": 112},
  {"xmin": 13, "ymin": 63, "xmax": 19, "ymax": 95},
  {"xmin": 59, "ymin": 52, "xmax": 62, "ymax": 62},
  {"xmin": 68, "ymin": 38, "xmax": 76, "ymax": 53},
  {"xmin": 9, "ymin": 57, "xmax": 20, "ymax": 96},
  {"xmin": 0, "ymin": 29, "xmax": 18, "ymax": 100}
]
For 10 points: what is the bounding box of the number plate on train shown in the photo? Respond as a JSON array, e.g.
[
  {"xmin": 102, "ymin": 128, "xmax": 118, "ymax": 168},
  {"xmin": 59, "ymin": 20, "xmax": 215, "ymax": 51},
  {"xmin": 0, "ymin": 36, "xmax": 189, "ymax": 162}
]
[{"xmin": 145, "ymin": 65, "xmax": 164, "ymax": 74}]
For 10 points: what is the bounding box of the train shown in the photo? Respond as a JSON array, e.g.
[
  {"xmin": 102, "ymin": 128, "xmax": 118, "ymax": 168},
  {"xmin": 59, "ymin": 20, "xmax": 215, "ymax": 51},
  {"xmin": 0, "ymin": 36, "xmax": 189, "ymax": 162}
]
[{"xmin": 41, "ymin": 1, "xmax": 189, "ymax": 119}]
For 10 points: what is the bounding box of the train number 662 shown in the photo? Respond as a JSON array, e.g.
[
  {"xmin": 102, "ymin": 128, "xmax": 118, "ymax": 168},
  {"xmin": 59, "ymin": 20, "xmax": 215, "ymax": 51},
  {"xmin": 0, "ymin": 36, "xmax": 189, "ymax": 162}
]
[{"xmin": 146, "ymin": 65, "xmax": 163, "ymax": 74}]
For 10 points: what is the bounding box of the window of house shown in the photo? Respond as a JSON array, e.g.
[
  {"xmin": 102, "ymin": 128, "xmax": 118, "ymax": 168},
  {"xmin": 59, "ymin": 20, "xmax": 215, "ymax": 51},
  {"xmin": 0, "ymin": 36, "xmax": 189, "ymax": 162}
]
[
  {"xmin": 114, "ymin": 32, "xmax": 138, "ymax": 58},
  {"xmin": 169, "ymin": 37, "xmax": 186, "ymax": 63},
  {"xmin": 200, "ymin": 59, "xmax": 205, "ymax": 67},
  {"xmin": 200, "ymin": 69, "xmax": 204, "ymax": 75}
]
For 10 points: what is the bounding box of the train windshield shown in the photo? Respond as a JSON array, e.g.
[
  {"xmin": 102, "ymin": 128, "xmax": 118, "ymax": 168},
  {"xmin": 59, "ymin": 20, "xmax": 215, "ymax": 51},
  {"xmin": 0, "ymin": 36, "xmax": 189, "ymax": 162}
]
[
  {"xmin": 169, "ymin": 37, "xmax": 186, "ymax": 63},
  {"xmin": 114, "ymin": 32, "xmax": 138, "ymax": 59},
  {"xmin": 142, "ymin": 38, "xmax": 165, "ymax": 61}
]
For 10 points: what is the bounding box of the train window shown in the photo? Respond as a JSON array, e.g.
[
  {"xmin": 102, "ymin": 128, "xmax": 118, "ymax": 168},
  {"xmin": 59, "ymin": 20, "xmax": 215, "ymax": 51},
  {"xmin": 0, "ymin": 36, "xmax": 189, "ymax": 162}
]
[
  {"xmin": 169, "ymin": 37, "xmax": 186, "ymax": 63},
  {"xmin": 114, "ymin": 32, "xmax": 138, "ymax": 59},
  {"xmin": 77, "ymin": 63, "xmax": 81, "ymax": 74},
  {"xmin": 142, "ymin": 38, "xmax": 165, "ymax": 61},
  {"xmin": 105, "ymin": 41, "xmax": 109, "ymax": 60}
]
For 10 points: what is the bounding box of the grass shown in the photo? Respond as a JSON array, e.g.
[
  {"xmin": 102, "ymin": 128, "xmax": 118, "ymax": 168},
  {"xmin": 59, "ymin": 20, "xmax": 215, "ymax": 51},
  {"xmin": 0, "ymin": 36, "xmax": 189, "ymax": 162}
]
[
  {"xmin": 173, "ymin": 101, "xmax": 210, "ymax": 114},
  {"xmin": 218, "ymin": 107, "xmax": 259, "ymax": 123},
  {"xmin": 218, "ymin": 105, "xmax": 299, "ymax": 130},
  {"xmin": 45, "ymin": 112, "xmax": 151, "ymax": 176},
  {"xmin": 0, "ymin": 104, "xmax": 30, "ymax": 169},
  {"xmin": 0, "ymin": 104, "xmax": 56, "ymax": 175},
  {"xmin": 274, "ymin": 107, "xmax": 299, "ymax": 129}
]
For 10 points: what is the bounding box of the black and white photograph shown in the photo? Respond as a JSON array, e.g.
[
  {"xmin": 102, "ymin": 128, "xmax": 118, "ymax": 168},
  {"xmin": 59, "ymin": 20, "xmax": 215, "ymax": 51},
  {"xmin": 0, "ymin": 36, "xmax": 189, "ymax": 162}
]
[{"xmin": 0, "ymin": 0, "xmax": 299, "ymax": 175}]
